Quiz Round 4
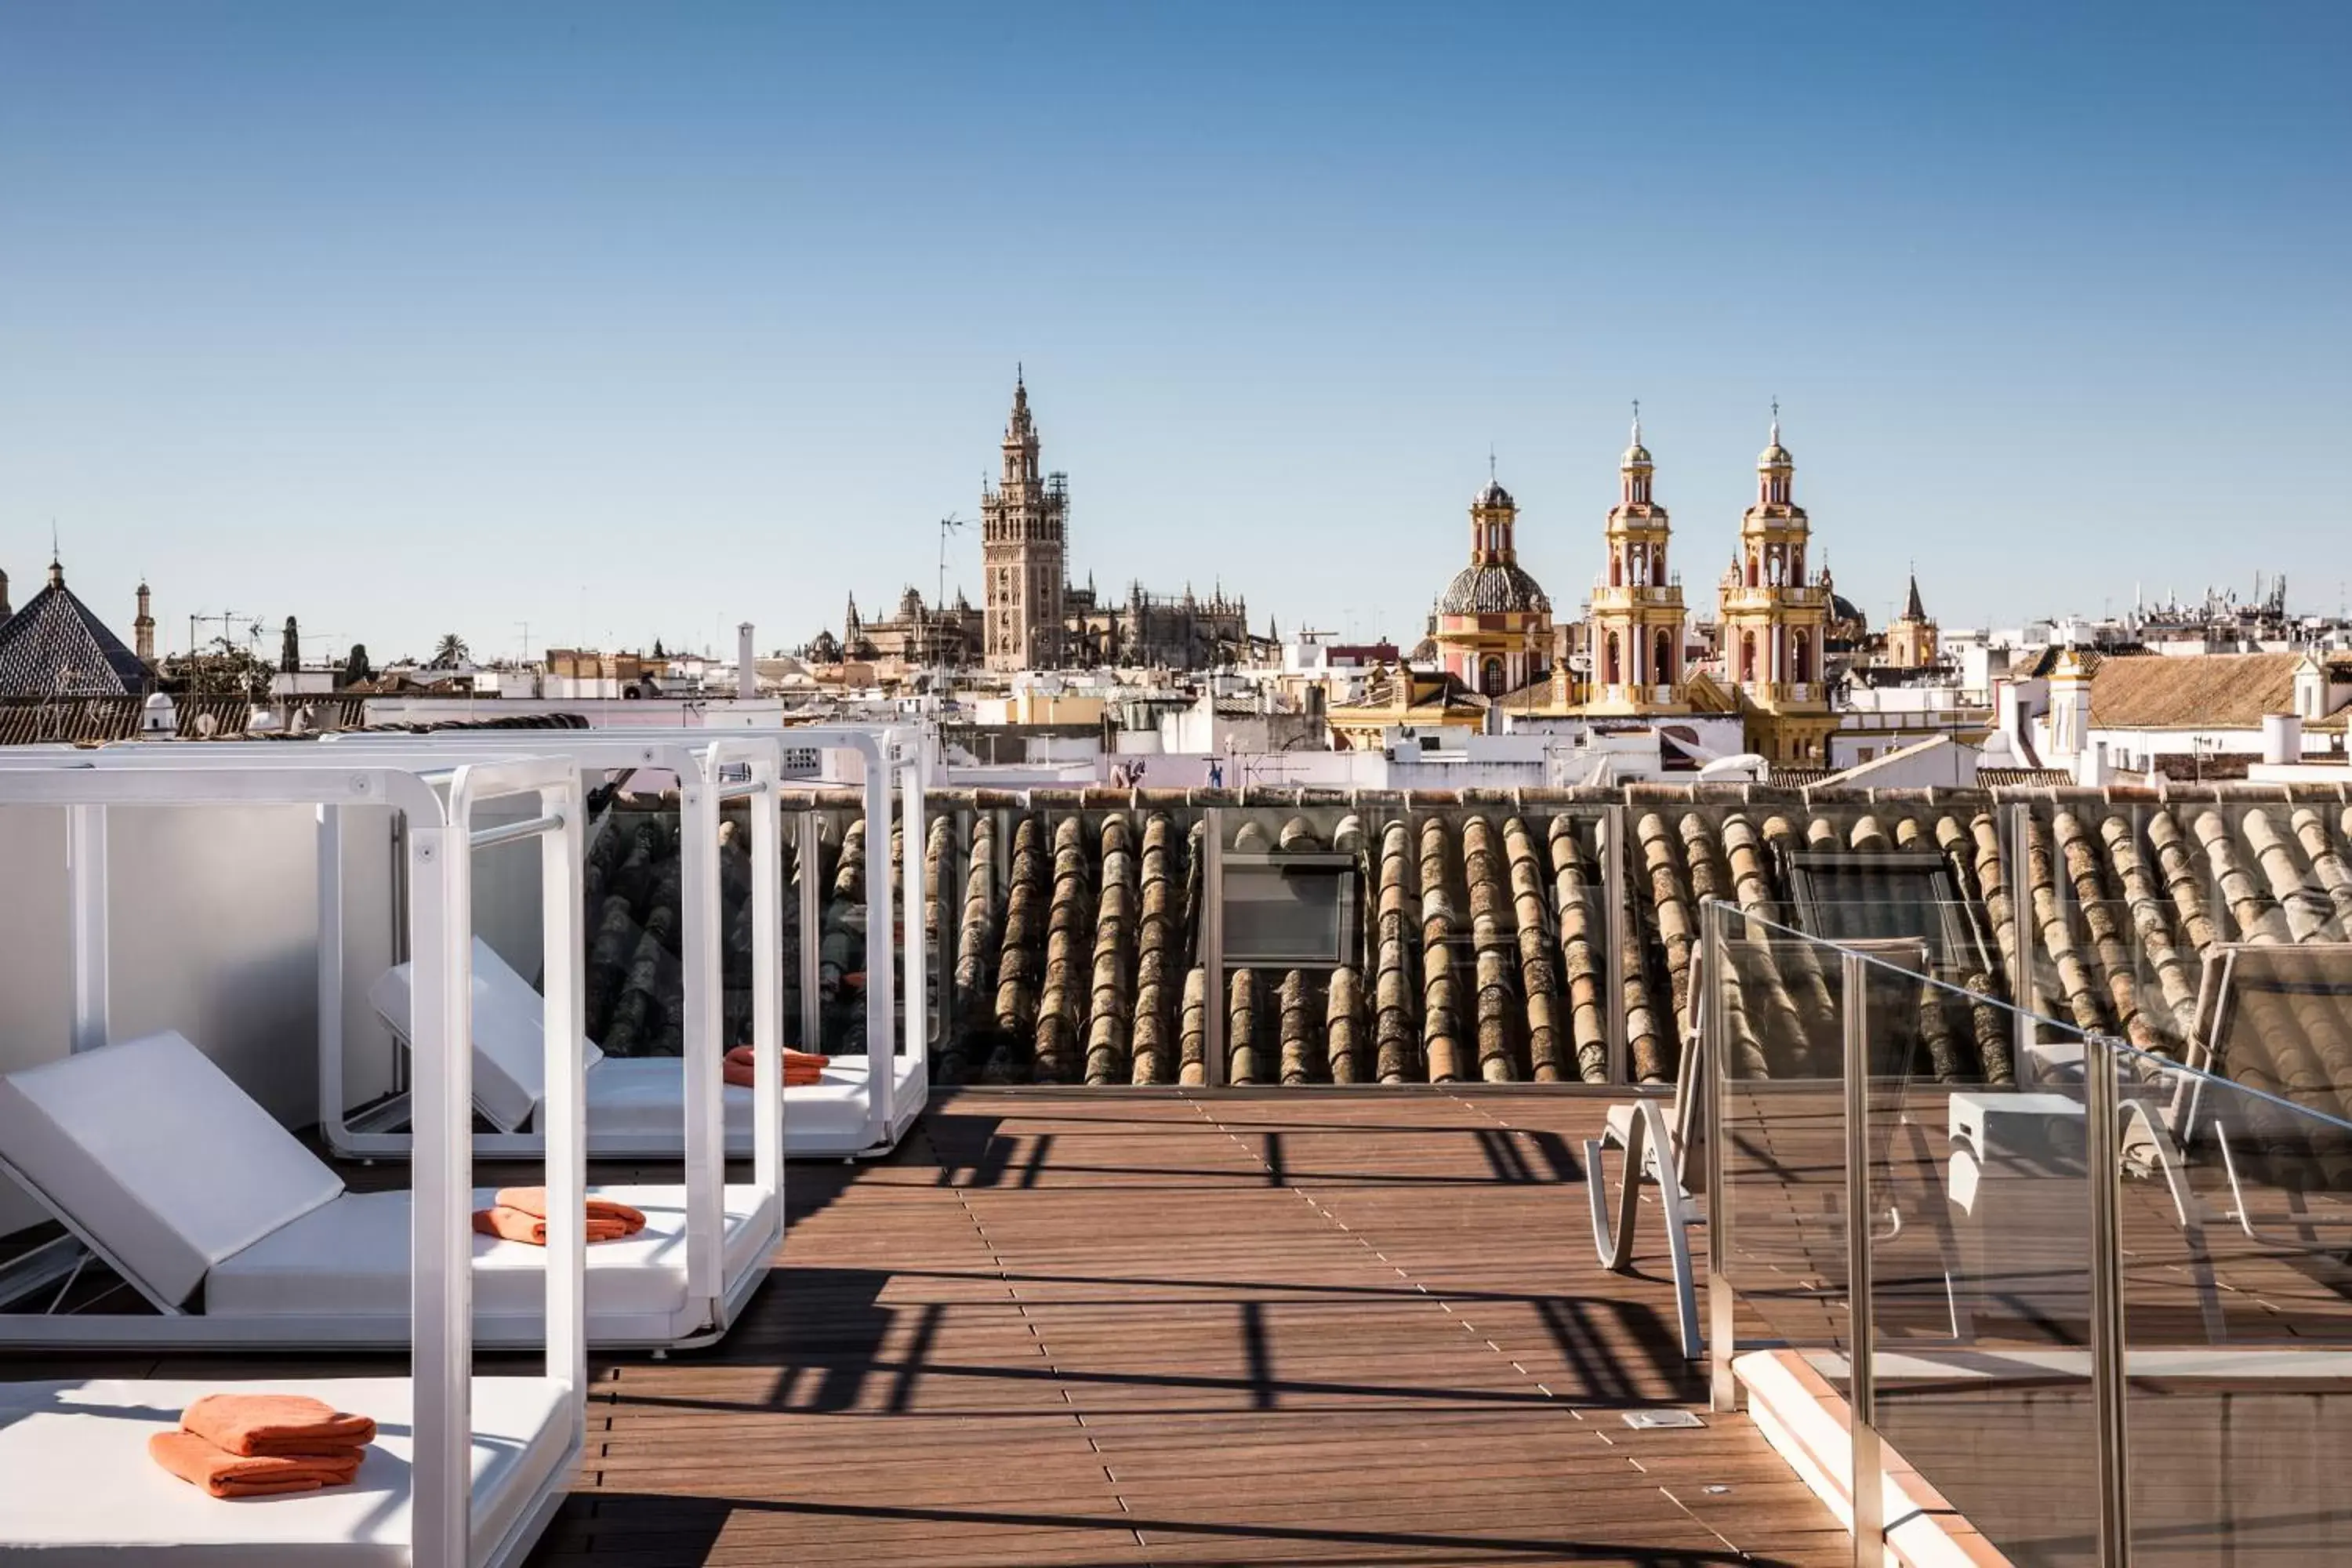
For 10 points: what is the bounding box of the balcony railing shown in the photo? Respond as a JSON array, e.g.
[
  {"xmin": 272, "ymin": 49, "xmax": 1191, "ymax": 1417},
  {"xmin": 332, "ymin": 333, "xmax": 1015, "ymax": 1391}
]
[{"xmin": 1703, "ymin": 902, "xmax": 2352, "ymax": 1566}]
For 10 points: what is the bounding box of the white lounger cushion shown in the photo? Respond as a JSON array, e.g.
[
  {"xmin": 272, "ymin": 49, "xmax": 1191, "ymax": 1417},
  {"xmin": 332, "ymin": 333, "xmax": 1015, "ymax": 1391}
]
[
  {"xmin": 366, "ymin": 938, "xmax": 604, "ymax": 1133},
  {"xmin": 206, "ymin": 1183, "xmax": 774, "ymax": 1324},
  {"xmin": 0, "ymin": 1033, "xmax": 344, "ymax": 1308},
  {"xmin": 586, "ymin": 1054, "xmax": 925, "ymax": 1150},
  {"xmin": 0, "ymin": 1376, "xmax": 570, "ymax": 1564}
]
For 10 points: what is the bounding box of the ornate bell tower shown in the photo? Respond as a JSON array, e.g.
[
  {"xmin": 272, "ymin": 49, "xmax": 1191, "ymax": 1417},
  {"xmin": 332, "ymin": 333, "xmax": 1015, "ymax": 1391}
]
[
  {"xmin": 1716, "ymin": 408, "xmax": 1836, "ymax": 762},
  {"xmin": 1584, "ymin": 406, "xmax": 1687, "ymax": 714},
  {"xmin": 981, "ymin": 369, "xmax": 1070, "ymax": 670}
]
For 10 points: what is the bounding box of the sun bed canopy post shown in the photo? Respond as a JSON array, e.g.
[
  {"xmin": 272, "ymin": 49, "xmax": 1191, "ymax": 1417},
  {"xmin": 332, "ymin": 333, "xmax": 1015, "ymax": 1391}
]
[
  {"xmin": 797, "ymin": 809, "xmax": 822, "ymax": 1060},
  {"xmin": 66, "ymin": 804, "xmax": 107, "ymax": 1054},
  {"xmin": 750, "ymin": 758, "xmax": 785, "ymax": 1192},
  {"xmin": 406, "ymin": 794, "xmax": 474, "ymax": 1568},
  {"xmin": 532, "ymin": 768, "xmax": 589, "ymax": 1401},
  {"xmin": 900, "ymin": 742, "xmax": 927, "ymax": 1088},
  {"xmin": 680, "ymin": 753, "xmax": 724, "ymax": 1306},
  {"xmin": 864, "ymin": 742, "xmax": 895, "ymax": 1141}
]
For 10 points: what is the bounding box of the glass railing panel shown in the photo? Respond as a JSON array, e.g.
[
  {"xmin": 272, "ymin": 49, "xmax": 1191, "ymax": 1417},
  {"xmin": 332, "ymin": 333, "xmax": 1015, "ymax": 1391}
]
[
  {"xmin": 1707, "ymin": 902, "xmax": 1853, "ymax": 1381},
  {"xmin": 2119, "ymin": 1040, "xmax": 2352, "ymax": 1562},
  {"xmin": 1864, "ymin": 953, "xmax": 2098, "ymax": 1567}
]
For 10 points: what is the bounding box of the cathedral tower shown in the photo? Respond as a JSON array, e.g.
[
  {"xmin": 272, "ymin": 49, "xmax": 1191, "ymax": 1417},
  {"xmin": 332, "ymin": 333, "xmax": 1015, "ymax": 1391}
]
[
  {"xmin": 1584, "ymin": 408, "xmax": 1688, "ymax": 714},
  {"xmin": 981, "ymin": 371, "xmax": 1070, "ymax": 670},
  {"xmin": 1717, "ymin": 409, "xmax": 1836, "ymax": 761},
  {"xmin": 134, "ymin": 580, "xmax": 154, "ymax": 665}
]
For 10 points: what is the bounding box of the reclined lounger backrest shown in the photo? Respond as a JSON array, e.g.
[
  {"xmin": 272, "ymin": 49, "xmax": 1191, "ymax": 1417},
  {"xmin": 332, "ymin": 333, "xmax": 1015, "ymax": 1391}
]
[
  {"xmin": 0, "ymin": 1033, "xmax": 346, "ymax": 1308},
  {"xmin": 368, "ymin": 935, "xmax": 605, "ymax": 1132}
]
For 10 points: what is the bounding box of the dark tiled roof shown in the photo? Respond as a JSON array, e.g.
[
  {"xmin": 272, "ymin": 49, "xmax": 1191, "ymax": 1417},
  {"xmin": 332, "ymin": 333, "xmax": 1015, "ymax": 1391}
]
[
  {"xmin": 354, "ymin": 711, "xmax": 590, "ymax": 734},
  {"xmin": 0, "ymin": 695, "xmax": 142, "ymax": 746},
  {"xmin": 1978, "ymin": 767, "xmax": 2074, "ymax": 786},
  {"xmin": 1436, "ymin": 561, "xmax": 1550, "ymax": 615},
  {"xmin": 0, "ymin": 582, "xmax": 148, "ymax": 696}
]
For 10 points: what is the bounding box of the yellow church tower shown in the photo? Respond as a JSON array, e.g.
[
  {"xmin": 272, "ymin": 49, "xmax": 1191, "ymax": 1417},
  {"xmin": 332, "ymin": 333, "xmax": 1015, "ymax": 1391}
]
[
  {"xmin": 1584, "ymin": 405, "xmax": 1689, "ymax": 715},
  {"xmin": 1717, "ymin": 408, "xmax": 1837, "ymax": 763}
]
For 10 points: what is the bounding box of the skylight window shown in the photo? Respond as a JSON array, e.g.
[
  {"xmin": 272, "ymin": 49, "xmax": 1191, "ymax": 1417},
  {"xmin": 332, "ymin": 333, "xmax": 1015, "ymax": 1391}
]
[
  {"xmin": 1221, "ymin": 850, "xmax": 1360, "ymax": 967},
  {"xmin": 1784, "ymin": 849, "xmax": 1981, "ymax": 972}
]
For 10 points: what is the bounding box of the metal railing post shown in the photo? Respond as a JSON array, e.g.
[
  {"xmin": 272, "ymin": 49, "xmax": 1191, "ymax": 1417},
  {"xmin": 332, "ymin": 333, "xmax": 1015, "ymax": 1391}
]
[
  {"xmin": 1202, "ymin": 808, "xmax": 1225, "ymax": 1089},
  {"xmin": 1842, "ymin": 949, "xmax": 1883, "ymax": 1568},
  {"xmin": 1705, "ymin": 901, "xmax": 1737, "ymax": 1411},
  {"xmin": 2007, "ymin": 804, "xmax": 2035, "ymax": 1081},
  {"xmin": 1605, "ymin": 806, "xmax": 1628, "ymax": 1083},
  {"xmin": 2086, "ymin": 1036, "xmax": 2133, "ymax": 1568}
]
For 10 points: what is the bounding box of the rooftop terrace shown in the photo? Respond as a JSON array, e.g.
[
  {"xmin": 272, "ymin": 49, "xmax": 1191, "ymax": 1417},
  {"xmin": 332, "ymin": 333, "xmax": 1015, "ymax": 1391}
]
[{"xmin": 4, "ymin": 1090, "xmax": 1850, "ymax": 1566}]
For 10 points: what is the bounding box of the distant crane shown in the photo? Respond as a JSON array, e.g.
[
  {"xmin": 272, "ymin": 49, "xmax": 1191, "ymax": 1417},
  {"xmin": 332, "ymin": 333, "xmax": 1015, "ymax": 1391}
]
[{"xmin": 934, "ymin": 513, "xmax": 967, "ymax": 709}]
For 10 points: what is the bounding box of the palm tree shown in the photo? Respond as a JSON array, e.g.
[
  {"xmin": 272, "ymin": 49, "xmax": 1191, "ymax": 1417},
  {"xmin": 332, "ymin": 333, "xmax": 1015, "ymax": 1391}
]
[{"xmin": 431, "ymin": 633, "xmax": 470, "ymax": 669}]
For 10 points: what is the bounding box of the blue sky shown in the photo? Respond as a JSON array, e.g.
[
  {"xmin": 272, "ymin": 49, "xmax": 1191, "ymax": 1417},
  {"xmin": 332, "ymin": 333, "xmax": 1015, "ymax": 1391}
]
[{"xmin": 3, "ymin": 2, "xmax": 2347, "ymax": 663}]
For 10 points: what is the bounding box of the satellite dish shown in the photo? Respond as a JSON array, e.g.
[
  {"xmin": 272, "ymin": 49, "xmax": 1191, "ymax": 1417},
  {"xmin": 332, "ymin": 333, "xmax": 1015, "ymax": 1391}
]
[{"xmin": 1567, "ymin": 652, "xmax": 1592, "ymax": 674}]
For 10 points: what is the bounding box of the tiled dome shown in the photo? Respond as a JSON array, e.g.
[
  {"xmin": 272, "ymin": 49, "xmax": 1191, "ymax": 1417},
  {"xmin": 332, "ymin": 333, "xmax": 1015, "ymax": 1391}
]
[{"xmin": 1437, "ymin": 561, "xmax": 1551, "ymax": 616}]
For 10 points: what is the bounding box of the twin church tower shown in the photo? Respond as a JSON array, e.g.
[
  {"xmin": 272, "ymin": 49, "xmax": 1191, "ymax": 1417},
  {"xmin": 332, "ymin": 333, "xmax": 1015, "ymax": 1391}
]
[{"xmin": 1424, "ymin": 410, "xmax": 1842, "ymax": 763}]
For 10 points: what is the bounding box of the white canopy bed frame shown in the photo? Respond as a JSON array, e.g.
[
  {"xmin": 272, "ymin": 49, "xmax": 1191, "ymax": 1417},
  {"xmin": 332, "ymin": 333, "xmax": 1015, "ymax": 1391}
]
[
  {"xmin": 0, "ymin": 754, "xmax": 586, "ymax": 1564},
  {"xmin": 0, "ymin": 750, "xmax": 777, "ymax": 1353}
]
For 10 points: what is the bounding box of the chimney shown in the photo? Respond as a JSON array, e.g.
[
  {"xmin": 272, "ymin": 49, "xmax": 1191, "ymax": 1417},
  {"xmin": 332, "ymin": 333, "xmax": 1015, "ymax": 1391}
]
[
  {"xmin": 736, "ymin": 622, "xmax": 756, "ymax": 700},
  {"xmin": 2262, "ymin": 712, "xmax": 2303, "ymax": 766}
]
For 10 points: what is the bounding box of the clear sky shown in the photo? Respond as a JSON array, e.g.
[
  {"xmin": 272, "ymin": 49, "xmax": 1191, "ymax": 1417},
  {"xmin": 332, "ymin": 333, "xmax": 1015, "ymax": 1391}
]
[{"xmin": 4, "ymin": 2, "xmax": 2347, "ymax": 666}]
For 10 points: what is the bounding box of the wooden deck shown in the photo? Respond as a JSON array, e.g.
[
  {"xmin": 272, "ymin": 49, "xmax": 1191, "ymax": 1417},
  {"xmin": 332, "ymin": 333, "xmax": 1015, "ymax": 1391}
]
[{"xmin": 539, "ymin": 1091, "xmax": 1848, "ymax": 1566}]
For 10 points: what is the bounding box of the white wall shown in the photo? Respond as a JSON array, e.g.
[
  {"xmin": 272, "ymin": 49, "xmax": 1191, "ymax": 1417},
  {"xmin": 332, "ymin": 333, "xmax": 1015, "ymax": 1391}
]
[{"xmin": 0, "ymin": 803, "xmax": 406, "ymax": 1234}]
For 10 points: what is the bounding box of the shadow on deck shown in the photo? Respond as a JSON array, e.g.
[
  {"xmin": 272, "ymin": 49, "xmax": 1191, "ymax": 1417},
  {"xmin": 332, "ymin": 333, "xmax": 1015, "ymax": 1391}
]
[{"xmin": 539, "ymin": 1091, "xmax": 1849, "ymax": 1567}]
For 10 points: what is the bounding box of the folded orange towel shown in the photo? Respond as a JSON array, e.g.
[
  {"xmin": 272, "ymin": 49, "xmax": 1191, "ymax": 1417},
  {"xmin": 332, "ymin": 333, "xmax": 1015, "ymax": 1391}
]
[
  {"xmin": 727, "ymin": 1045, "xmax": 833, "ymax": 1070},
  {"xmin": 473, "ymin": 1207, "xmax": 637, "ymax": 1246},
  {"xmin": 724, "ymin": 1045, "xmax": 828, "ymax": 1091},
  {"xmin": 492, "ymin": 1188, "xmax": 648, "ymax": 1234},
  {"xmin": 180, "ymin": 1393, "xmax": 377, "ymax": 1457},
  {"xmin": 150, "ymin": 1430, "xmax": 365, "ymax": 1498},
  {"xmin": 724, "ymin": 1060, "xmax": 823, "ymax": 1089}
]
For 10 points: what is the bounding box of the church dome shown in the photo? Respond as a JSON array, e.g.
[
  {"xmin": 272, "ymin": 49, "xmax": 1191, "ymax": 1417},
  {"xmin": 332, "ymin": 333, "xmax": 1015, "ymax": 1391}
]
[
  {"xmin": 1437, "ymin": 561, "xmax": 1551, "ymax": 616},
  {"xmin": 1473, "ymin": 478, "xmax": 1515, "ymax": 510}
]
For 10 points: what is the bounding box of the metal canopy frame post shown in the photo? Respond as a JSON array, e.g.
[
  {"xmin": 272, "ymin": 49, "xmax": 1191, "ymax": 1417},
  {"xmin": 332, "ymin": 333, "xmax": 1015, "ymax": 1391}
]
[{"xmin": 66, "ymin": 804, "xmax": 108, "ymax": 1054}]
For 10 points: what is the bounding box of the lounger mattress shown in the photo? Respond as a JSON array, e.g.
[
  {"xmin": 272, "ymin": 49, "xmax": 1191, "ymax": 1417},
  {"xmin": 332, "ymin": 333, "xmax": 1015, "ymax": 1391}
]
[
  {"xmin": 0, "ymin": 1375, "xmax": 571, "ymax": 1563},
  {"xmin": 586, "ymin": 1056, "xmax": 927, "ymax": 1152},
  {"xmin": 206, "ymin": 1184, "xmax": 775, "ymax": 1327}
]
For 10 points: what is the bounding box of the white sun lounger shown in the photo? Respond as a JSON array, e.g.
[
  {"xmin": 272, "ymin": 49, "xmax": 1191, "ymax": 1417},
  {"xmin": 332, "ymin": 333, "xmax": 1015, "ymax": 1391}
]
[
  {"xmin": 0, "ymin": 753, "xmax": 588, "ymax": 1564},
  {"xmin": 0, "ymin": 1030, "xmax": 772, "ymax": 1348},
  {"xmin": 314, "ymin": 724, "xmax": 928, "ymax": 1160},
  {"xmin": 0, "ymin": 1376, "xmax": 571, "ymax": 1565},
  {"xmin": 367, "ymin": 939, "xmax": 925, "ymax": 1162}
]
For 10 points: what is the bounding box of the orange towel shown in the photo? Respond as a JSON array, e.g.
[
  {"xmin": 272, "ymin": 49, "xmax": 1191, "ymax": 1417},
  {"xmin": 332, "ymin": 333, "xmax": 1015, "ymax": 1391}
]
[
  {"xmin": 150, "ymin": 1430, "xmax": 364, "ymax": 1498},
  {"xmin": 473, "ymin": 1207, "xmax": 637, "ymax": 1245},
  {"xmin": 180, "ymin": 1393, "xmax": 376, "ymax": 1457},
  {"xmin": 724, "ymin": 1045, "xmax": 828, "ymax": 1091},
  {"xmin": 727, "ymin": 1045, "xmax": 832, "ymax": 1070},
  {"xmin": 492, "ymin": 1188, "xmax": 648, "ymax": 1235}
]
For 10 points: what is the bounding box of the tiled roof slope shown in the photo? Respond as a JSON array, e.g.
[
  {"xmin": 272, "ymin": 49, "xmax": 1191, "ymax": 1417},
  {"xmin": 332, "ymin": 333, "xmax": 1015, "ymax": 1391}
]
[
  {"xmin": 2085, "ymin": 651, "xmax": 2300, "ymax": 728},
  {"xmin": 586, "ymin": 778, "xmax": 2352, "ymax": 1129},
  {"xmin": 0, "ymin": 581, "xmax": 148, "ymax": 696}
]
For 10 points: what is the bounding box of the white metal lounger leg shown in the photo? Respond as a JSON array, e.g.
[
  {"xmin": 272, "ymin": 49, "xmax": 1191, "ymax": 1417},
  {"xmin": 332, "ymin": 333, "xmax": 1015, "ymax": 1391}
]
[{"xmin": 1585, "ymin": 1101, "xmax": 1701, "ymax": 1360}]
